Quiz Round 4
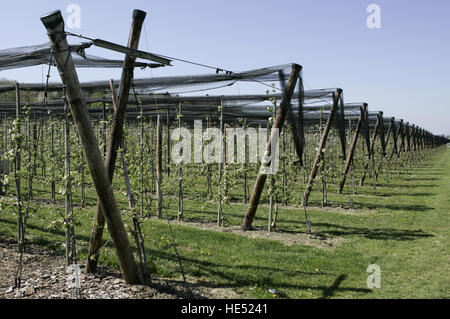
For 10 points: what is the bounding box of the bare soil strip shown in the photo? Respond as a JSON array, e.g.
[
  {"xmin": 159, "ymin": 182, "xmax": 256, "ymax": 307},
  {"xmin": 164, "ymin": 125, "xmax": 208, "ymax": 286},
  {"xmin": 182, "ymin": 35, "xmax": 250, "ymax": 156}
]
[{"xmin": 0, "ymin": 239, "xmax": 241, "ymax": 299}]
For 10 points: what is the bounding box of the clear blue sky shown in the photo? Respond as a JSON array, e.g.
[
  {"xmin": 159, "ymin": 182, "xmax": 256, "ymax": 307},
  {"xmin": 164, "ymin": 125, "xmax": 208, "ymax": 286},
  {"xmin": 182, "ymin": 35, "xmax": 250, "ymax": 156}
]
[{"xmin": 0, "ymin": 0, "xmax": 449, "ymax": 135}]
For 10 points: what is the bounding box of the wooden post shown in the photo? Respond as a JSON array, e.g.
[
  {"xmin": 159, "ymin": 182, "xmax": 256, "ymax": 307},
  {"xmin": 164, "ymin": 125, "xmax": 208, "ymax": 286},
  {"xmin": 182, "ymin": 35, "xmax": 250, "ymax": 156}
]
[
  {"xmin": 384, "ymin": 118, "xmax": 394, "ymax": 151},
  {"xmin": 374, "ymin": 113, "xmax": 387, "ymax": 178},
  {"xmin": 41, "ymin": 10, "xmax": 140, "ymax": 284},
  {"xmin": 217, "ymin": 100, "xmax": 224, "ymax": 226},
  {"xmin": 120, "ymin": 119, "xmax": 135, "ymax": 210},
  {"xmin": 378, "ymin": 112, "xmax": 386, "ymax": 157},
  {"xmin": 242, "ymin": 64, "xmax": 301, "ymax": 230},
  {"xmin": 243, "ymin": 117, "xmax": 248, "ymax": 203},
  {"xmin": 421, "ymin": 129, "xmax": 426, "ymax": 150},
  {"xmin": 177, "ymin": 103, "xmax": 183, "ymax": 221},
  {"xmin": 278, "ymin": 71, "xmax": 303, "ymax": 163},
  {"xmin": 110, "ymin": 79, "xmax": 118, "ymax": 113},
  {"xmin": 110, "ymin": 79, "xmax": 135, "ymax": 209},
  {"xmin": 166, "ymin": 110, "xmax": 171, "ymax": 176},
  {"xmin": 156, "ymin": 114, "xmax": 163, "ymax": 218},
  {"xmin": 398, "ymin": 121, "xmax": 406, "ymax": 157},
  {"xmin": 388, "ymin": 120, "xmax": 403, "ymax": 160},
  {"xmin": 50, "ymin": 115, "xmax": 56, "ymax": 203},
  {"xmin": 84, "ymin": 9, "xmax": 146, "ymax": 276},
  {"xmin": 206, "ymin": 115, "xmax": 213, "ymax": 199},
  {"xmin": 338, "ymin": 104, "xmax": 367, "ymax": 194},
  {"xmin": 411, "ymin": 125, "xmax": 418, "ymax": 162},
  {"xmin": 139, "ymin": 111, "xmax": 144, "ymax": 217},
  {"xmin": 268, "ymin": 101, "xmax": 277, "ymax": 231},
  {"xmin": 301, "ymin": 89, "xmax": 342, "ymax": 206},
  {"xmin": 15, "ymin": 83, "xmax": 23, "ymax": 248},
  {"xmin": 102, "ymin": 101, "xmax": 107, "ymax": 159},
  {"xmin": 337, "ymin": 94, "xmax": 347, "ymax": 159},
  {"xmin": 63, "ymin": 89, "xmax": 73, "ymax": 265},
  {"xmin": 360, "ymin": 113, "xmax": 380, "ymax": 186},
  {"xmin": 1, "ymin": 113, "xmax": 7, "ymax": 194}
]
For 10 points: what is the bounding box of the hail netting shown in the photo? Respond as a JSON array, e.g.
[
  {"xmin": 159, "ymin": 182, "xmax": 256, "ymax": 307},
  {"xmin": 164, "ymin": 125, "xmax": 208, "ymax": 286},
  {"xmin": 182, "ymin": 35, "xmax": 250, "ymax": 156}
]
[
  {"xmin": 0, "ymin": 64, "xmax": 306, "ymax": 125},
  {"xmin": 0, "ymin": 42, "xmax": 161, "ymax": 72},
  {"xmin": 0, "ymin": 62, "xmax": 434, "ymax": 145}
]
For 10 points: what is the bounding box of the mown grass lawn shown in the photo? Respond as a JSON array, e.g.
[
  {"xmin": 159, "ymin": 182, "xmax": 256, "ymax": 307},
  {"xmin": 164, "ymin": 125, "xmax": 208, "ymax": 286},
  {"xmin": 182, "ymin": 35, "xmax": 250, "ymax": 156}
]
[{"xmin": 0, "ymin": 148, "xmax": 449, "ymax": 298}]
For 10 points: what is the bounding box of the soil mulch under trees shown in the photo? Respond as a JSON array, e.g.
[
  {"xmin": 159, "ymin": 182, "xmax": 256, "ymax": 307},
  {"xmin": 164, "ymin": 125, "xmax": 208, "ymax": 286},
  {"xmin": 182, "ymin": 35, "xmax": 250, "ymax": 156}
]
[{"xmin": 0, "ymin": 239, "xmax": 241, "ymax": 299}]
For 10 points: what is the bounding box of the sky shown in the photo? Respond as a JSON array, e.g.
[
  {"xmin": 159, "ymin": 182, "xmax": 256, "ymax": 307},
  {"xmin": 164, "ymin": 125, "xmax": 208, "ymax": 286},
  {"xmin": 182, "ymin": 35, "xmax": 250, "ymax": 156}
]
[{"xmin": 0, "ymin": 0, "xmax": 449, "ymax": 135}]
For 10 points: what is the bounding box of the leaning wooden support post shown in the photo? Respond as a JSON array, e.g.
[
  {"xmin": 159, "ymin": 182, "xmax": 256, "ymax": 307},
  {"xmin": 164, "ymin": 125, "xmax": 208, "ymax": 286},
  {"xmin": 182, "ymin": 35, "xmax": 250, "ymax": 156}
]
[
  {"xmin": 404, "ymin": 123, "xmax": 412, "ymax": 166},
  {"xmin": 156, "ymin": 115, "xmax": 163, "ymax": 218},
  {"xmin": 374, "ymin": 114, "xmax": 388, "ymax": 178},
  {"xmin": 405, "ymin": 123, "xmax": 411, "ymax": 153},
  {"xmin": 301, "ymin": 89, "xmax": 343, "ymax": 206},
  {"xmin": 41, "ymin": 10, "xmax": 140, "ymax": 284},
  {"xmin": 337, "ymin": 94, "xmax": 347, "ymax": 159},
  {"xmin": 242, "ymin": 64, "xmax": 301, "ymax": 231},
  {"xmin": 384, "ymin": 118, "xmax": 394, "ymax": 152},
  {"xmin": 388, "ymin": 120, "xmax": 403, "ymax": 160},
  {"xmin": 85, "ymin": 9, "xmax": 146, "ymax": 275},
  {"xmin": 338, "ymin": 104, "xmax": 367, "ymax": 194},
  {"xmin": 278, "ymin": 70, "xmax": 303, "ymax": 163},
  {"xmin": 360, "ymin": 113, "xmax": 381, "ymax": 186}
]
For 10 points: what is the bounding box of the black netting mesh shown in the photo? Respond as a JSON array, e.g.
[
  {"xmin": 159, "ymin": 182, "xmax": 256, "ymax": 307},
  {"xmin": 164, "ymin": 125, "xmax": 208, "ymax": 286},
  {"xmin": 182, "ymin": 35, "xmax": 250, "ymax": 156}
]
[{"xmin": 0, "ymin": 42, "xmax": 154, "ymax": 71}]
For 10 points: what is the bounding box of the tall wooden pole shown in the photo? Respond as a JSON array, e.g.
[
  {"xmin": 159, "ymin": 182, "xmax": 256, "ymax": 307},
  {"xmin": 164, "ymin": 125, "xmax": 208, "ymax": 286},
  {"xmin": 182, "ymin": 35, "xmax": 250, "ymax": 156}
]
[
  {"xmin": 242, "ymin": 64, "xmax": 301, "ymax": 231},
  {"xmin": 156, "ymin": 114, "xmax": 163, "ymax": 218},
  {"xmin": 166, "ymin": 110, "xmax": 170, "ymax": 176},
  {"xmin": 15, "ymin": 83, "xmax": 23, "ymax": 248},
  {"xmin": 85, "ymin": 9, "xmax": 146, "ymax": 275},
  {"xmin": 338, "ymin": 104, "xmax": 367, "ymax": 194},
  {"xmin": 41, "ymin": 10, "xmax": 140, "ymax": 284},
  {"xmin": 177, "ymin": 103, "xmax": 183, "ymax": 221},
  {"xmin": 63, "ymin": 89, "xmax": 73, "ymax": 265},
  {"xmin": 301, "ymin": 89, "xmax": 342, "ymax": 206},
  {"xmin": 217, "ymin": 101, "xmax": 224, "ymax": 226}
]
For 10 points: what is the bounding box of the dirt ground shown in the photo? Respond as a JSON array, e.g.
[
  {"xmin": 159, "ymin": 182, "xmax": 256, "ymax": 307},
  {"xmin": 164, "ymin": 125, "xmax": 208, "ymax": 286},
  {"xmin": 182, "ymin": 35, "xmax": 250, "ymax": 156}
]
[{"xmin": 0, "ymin": 239, "xmax": 241, "ymax": 299}]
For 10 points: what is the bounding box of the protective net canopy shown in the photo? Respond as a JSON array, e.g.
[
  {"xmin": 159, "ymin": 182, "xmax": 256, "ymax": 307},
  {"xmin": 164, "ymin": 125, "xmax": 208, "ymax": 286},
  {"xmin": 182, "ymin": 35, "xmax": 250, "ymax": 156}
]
[
  {"xmin": 0, "ymin": 42, "xmax": 157, "ymax": 71},
  {"xmin": 0, "ymin": 59, "xmax": 447, "ymax": 151}
]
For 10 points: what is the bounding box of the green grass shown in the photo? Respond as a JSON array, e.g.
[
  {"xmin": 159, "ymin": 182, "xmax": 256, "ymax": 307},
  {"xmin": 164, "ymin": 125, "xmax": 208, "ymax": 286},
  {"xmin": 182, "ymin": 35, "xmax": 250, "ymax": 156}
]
[{"xmin": 0, "ymin": 148, "xmax": 449, "ymax": 298}]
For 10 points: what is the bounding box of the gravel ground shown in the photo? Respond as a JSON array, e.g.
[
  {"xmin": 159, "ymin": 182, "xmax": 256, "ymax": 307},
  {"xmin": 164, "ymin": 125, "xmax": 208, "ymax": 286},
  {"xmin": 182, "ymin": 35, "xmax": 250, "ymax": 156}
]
[{"xmin": 0, "ymin": 239, "xmax": 241, "ymax": 299}]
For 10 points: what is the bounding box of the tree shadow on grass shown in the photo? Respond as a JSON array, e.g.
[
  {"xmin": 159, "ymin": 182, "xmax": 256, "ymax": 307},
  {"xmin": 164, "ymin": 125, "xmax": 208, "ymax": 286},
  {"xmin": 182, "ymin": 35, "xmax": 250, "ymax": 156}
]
[
  {"xmin": 310, "ymin": 222, "xmax": 434, "ymax": 241},
  {"xmin": 375, "ymin": 183, "xmax": 438, "ymax": 189},
  {"xmin": 372, "ymin": 192, "xmax": 434, "ymax": 197},
  {"xmin": 0, "ymin": 219, "xmax": 372, "ymax": 299},
  {"xmin": 354, "ymin": 202, "xmax": 434, "ymax": 212},
  {"xmin": 320, "ymin": 274, "xmax": 347, "ymax": 299},
  {"xmin": 0, "ymin": 217, "xmax": 95, "ymax": 246},
  {"xmin": 147, "ymin": 248, "xmax": 372, "ymax": 299}
]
